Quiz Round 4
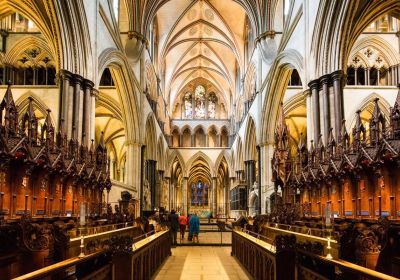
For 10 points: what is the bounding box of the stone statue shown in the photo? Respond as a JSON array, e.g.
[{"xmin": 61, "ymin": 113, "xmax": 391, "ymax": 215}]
[{"xmin": 143, "ymin": 179, "xmax": 151, "ymax": 210}]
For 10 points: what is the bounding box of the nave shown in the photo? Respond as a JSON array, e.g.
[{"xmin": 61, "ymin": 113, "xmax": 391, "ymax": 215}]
[{"xmin": 153, "ymin": 247, "xmax": 252, "ymax": 280}]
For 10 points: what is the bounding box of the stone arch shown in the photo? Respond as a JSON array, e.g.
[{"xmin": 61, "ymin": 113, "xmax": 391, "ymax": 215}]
[
  {"xmin": 235, "ymin": 136, "xmax": 244, "ymax": 172},
  {"xmin": 215, "ymin": 151, "xmax": 233, "ymax": 178},
  {"xmin": 312, "ymin": 0, "xmax": 400, "ymax": 76},
  {"xmin": 185, "ymin": 151, "xmax": 216, "ymax": 178},
  {"xmin": 243, "ymin": 62, "xmax": 257, "ymax": 101},
  {"xmin": 244, "ymin": 116, "xmax": 257, "ymax": 161},
  {"xmin": 144, "ymin": 114, "xmax": 158, "ymax": 161},
  {"xmin": 145, "ymin": 60, "xmax": 158, "ymax": 100},
  {"xmin": 2, "ymin": 0, "xmax": 93, "ymax": 77},
  {"xmin": 98, "ymin": 48, "xmax": 140, "ymax": 142},
  {"xmin": 207, "ymin": 125, "xmax": 218, "ymax": 147},
  {"xmin": 3, "ymin": 36, "xmax": 55, "ymax": 67},
  {"xmin": 347, "ymin": 93, "xmax": 391, "ymax": 132},
  {"xmin": 166, "ymin": 150, "xmax": 186, "ymax": 178},
  {"xmin": 261, "ymin": 49, "xmax": 304, "ymax": 144},
  {"xmin": 157, "ymin": 136, "xmax": 166, "ymax": 171},
  {"xmin": 348, "ymin": 35, "xmax": 400, "ymax": 67},
  {"xmin": 15, "ymin": 92, "xmax": 55, "ymax": 126}
]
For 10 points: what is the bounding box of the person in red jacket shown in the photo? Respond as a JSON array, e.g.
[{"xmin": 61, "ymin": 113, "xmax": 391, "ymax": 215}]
[{"xmin": 179, "ymin": 213, "xmax": 187, "ymax": 241}]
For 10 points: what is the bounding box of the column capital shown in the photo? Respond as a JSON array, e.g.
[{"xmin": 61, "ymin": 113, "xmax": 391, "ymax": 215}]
[
  {"xmin": 59, "ymin": 69, "xmax": 73, "ymax": 81},
  {"xmin": 91, "ymin": 88, "xmax": 99, "ymax": 98},
  {"xmin": 124, "ymin": 140, "xmax": 143, "ymax": 147},
  {"xmin": 308, "ymin": 79, "xmax": 319, "ymax": 91},
  {"xmin": 319, "ymin": 74, "xmax": 331, "ymax": 85},
  {"xmin": 83, "ymin": 79, "xmax": 94, "ymax": 90},
  {"xmin": 72, "ymin": 74, "xmax": 84, "ymax": 85},
  {"xmin": 127, "ymin": 31, "xmax": 148, "ymax": 45},
  {"xmin": 331, "ymin": 70, "xmax": 344, "ymax": 81}
]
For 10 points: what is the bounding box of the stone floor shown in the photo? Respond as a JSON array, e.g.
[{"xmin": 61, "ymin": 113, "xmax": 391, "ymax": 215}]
[
  {"xmin": 152, "ymin": 246, "xmax": 253, "ymax": 280},
  {"xmin": 178, "ymin": 231, "xmax": 231, "ymax": 244}
]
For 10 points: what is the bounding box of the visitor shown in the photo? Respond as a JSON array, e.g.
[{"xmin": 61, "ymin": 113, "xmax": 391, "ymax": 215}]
[
  {"xmin": 179, "ymin": 213, "xmax": 187, "ymax": 241},
  {"xmin": 168, "ymin": 210, "xmax": 179, "ymax": 246},
  {"xmin": 189, "ymin": 213, "xmax": 200, "ymax": 243},
  {"xmin": 187, "ymin": 213, "xmax": 193, "ymax": 241}
]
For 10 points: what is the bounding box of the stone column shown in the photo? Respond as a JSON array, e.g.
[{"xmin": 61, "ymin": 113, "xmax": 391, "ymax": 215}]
[
  {"xmin": 182, "ymin": 177, "xmax": 188, "ymax": 215},
  {"xmin": 308, "ymin": 79, "xmax": 320, "ymax": 143},
  {"xmin": 212, "ymin": 177, "xmax": 217, "ymax": 215},
  {"xmin": 332, "ymin": 70, "xmax": 345, "ymax": 138},
  {"xmin": 354, "ymin": 67, "xmax": 358, "ymax": 85},
  {"xmin": 146, "ymin": 159, "xmax": 157, "ymax": 210},
  {"xmin": 59, "ymin": 70, "xmax": 72, "ymax": 133},
  {"xmin": 256, "ymin": 145, "xmax": 261, "ymax": 215},
  {"xmin": 90, "ymin": 89, "xmax": 98, "ymax": 142},
  {"xmin": 306, "ymin": 90, "xmax": 313, "ymax": 148},
  {"xmin": 320, "ymin": 75, "xmax": 331, "ymax": 143},
  {"xmin": 366, "ymin": 68, "xmax": 370, "ymax": 86},
  {"xmin": 83, "ymin": 80, "xmax": 94, "ymax": 146},
  {"xmin": 72, "ymin": 74, "xmax": 84, "ymax": 141}
]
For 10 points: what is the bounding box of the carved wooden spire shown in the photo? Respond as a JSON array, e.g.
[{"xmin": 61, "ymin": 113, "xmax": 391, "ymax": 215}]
[
  {"xmin": 21, "ymin": 97, "xmax": 38, "ymax": 143},
  {"xmin": 309, "ymin": 140, "xmax": 316, "ymax": 165},
  {"xmin": 339, "ymin": 119, "xmax": 349, "ymax": 153},
  {"xmin": 352, "ymin": 110, "xmax": 366, "ymax": 149},
  {"xmin": 275, "ymin": 102, "xmax": 289, "ymax": 150},
  {"xmin": 370, "ymin": 97, "xmax": 386, "ymax": 145},
  {"xmin": 317, "ymin": 134, "xmax": 325, "ymax": 162},
  {"xmin": 390, "ymin": 85, "xmax": 400, "ymax": 138},
  {"xmin": 56, "ymin": 119, "xmax": 67, "ymax": 153},
  {"xmin": 96, "ymin": 131, "xmax": 107, "ymax": 168},
  {"xmin": 327, "ymin": 128, "xmax": 336, "ymax": 158},
  {"xmin": 42, "ymin": 109, "xmax": 54, "ymax": 149},
  {"xmin": 298, "ymin": 132, "xmax": 308, "ymax": 169},
  {"xmin": 0, "ymin": 81, "xmax": 18, "ymax": 138}
]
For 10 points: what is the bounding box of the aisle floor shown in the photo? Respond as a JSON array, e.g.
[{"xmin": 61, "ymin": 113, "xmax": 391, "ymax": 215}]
[{"xmin": 152, "ymin": 246, "xmax": 253, "ymax": 280}]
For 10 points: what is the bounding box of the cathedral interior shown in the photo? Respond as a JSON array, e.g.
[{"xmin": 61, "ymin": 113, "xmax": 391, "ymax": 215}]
[{"xmin": 0, "ymin": 0, "xmax": 400, "ymax": 279}]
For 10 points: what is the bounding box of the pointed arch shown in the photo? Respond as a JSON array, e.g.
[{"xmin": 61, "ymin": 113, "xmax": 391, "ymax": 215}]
[
  {"xmin": 166, "ymin": 150, "xmax": 186, "ymax": 178},
  {"xmin": 261, "ymin": 49, "xmax": 304, "ymax": 144},
  {"xmin": 157, "ymin": 135, "xmax": 166, "ymax": 171},
  {"xmin": 215, "ymin": 150, "xmax": 233, "ymax": 178},
  {"xmin": 185, "ymin": 151, "xmax": 216, "ymax": 177},
  {"xmin": 244, "ymin": 116, "xmax": 257, "ymax": 161},
  {"xmin": 15, "ymin": 92, "xmax": 55, "ymax": 126},
  {"xmin": 98, "ymin": 48, "xmax": 140, "ymax": 142},
  {"xmin": 144, "ymin": 114, "xmax": 158, "ymax": 161},
  {"xmin": 347, "ymin": 93, "xmax": 391, "ymax": 132}
]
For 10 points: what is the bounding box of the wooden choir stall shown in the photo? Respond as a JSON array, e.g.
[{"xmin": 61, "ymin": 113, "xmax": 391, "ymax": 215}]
[
  {"xmin": 268, "ymin": 89, "xmax": 400, "ymax": 277},
  {"xmin": 0, "ymin": 83, "xmax": 113, "ymax": 278}
]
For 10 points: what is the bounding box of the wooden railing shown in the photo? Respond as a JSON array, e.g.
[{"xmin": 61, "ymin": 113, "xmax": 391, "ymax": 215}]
[
  {"xmin": 112, "ymin": 230, "xmax": 171, "ymax": 280},
  {"xmin": 297, "ymin": 250, "xmax": 399, "ymax": 280},
  {"xmin": 12, "ymin": 230, "xmax": 171, "ymax": 280},
  {"xmin": 231, "ymin": 229, "xmax": 295, "ymax": 280},
  {"xmin": 232, "ymin": 228, "xmax": 400, "ymax": 280}
]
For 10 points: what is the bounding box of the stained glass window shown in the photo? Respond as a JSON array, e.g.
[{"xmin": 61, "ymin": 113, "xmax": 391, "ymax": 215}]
[
  {"xmin": 190, "ymin": 180, "xmax": 209, "ymax": 206},
  {"xmin": 194, "ymin": 85, "xmax": 206, "ymax": 118},
  {"xmin": 208, "ymin": 92, "xmax": 217, "ymax": 119},
  {"xmin": 184, "ymin": 92, "xmax": 192, "ymax": 118}
]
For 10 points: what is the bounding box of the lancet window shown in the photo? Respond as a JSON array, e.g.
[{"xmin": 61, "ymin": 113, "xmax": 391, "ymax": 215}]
[{"xmin": 182, "ymin": 85, "xmax": 218, "ymax": 119}]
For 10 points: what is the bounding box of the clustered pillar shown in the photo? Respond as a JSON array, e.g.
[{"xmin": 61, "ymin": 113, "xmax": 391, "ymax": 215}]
[
  {"xmin": 58, "ymin": 69, "xmax": 95, "ymax": 146},
  {"xmin": 308, "ymin": 70, "xmax": 345, "ymax": 143}
]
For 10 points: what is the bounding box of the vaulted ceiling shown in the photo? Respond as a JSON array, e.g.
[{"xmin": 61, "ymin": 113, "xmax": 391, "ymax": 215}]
[{"xmin": 155, "ymin": 0, "xmax": 248, "ymax": 114}]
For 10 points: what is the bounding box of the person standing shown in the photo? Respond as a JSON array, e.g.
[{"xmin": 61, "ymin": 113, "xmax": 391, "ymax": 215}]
[
  {"xmin": 169, "ymin": 210, "xmax": 179, "ymax": 246},
  {"xmin": 178, "ymin": 214, "xmax": 187, "ymax": 241},
  {"xmin": 189, "ymin": 213, "xmax": 200, "ymax": 243}
]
